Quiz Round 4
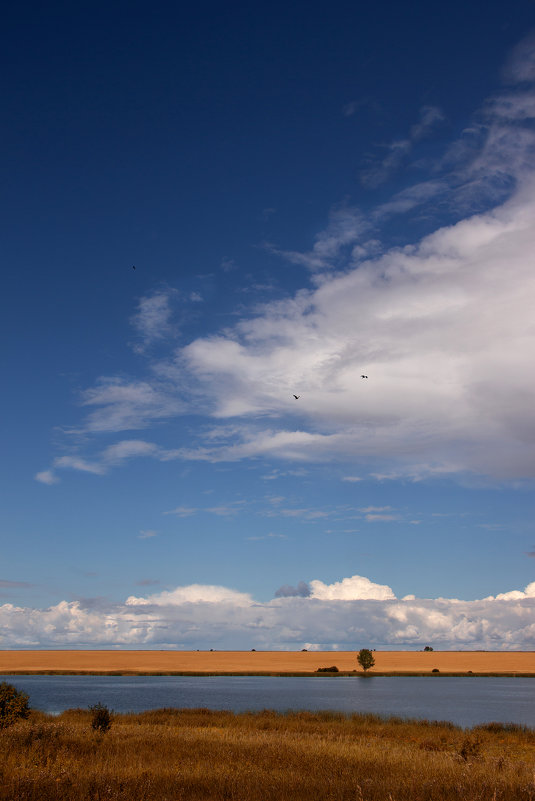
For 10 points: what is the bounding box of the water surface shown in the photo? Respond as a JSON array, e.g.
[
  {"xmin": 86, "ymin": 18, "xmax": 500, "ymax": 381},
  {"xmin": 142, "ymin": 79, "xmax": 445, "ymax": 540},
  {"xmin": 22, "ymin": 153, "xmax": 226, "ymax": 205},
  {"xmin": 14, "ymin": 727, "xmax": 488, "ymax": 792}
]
[{"xmin": 2, "ymin": 674, "xmax": 533, "ymax": 729}]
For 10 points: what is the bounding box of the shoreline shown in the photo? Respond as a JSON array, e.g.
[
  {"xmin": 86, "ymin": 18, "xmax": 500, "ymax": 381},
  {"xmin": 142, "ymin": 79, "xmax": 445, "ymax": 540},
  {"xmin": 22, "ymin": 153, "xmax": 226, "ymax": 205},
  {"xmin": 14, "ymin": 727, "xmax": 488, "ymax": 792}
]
[
  {"xmin": 1, "ymin": 649, "xmax": 534, "ymax": 676},
  {"xmin": 1, "ymin": 670, "xmax": 534, "ymax": 677}
]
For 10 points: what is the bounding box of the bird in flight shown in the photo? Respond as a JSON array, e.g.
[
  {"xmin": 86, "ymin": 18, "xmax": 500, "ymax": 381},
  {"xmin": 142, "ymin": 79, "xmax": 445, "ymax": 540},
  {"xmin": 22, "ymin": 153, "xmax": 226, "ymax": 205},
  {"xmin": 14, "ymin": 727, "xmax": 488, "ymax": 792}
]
[
  {"xmin": 293, "ymin": 394, "xmax": 300, "ymax": 400},
  {"xmin": 132, "ymin": 265, "xmax": 136, "ymax": 270},
  {"xmin": 361, "ymin": 375, "xmax": 368, "ymax": 379}
]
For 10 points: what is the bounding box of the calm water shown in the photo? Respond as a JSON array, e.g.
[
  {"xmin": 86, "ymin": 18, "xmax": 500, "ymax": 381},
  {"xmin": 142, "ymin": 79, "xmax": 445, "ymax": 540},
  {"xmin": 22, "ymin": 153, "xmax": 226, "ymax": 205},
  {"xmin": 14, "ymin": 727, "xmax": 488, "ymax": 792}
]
[{"xmin": 2, "ymin": 675, "xmax": 534, "ymax": 729}]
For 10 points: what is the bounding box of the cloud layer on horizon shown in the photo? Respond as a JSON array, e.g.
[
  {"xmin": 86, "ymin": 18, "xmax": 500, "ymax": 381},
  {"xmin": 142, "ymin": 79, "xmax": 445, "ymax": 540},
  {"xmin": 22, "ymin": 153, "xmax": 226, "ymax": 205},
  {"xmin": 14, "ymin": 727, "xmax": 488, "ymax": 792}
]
[{"xmin": 1, "ymin": 574, "xmax": 534, "ymax": 650}]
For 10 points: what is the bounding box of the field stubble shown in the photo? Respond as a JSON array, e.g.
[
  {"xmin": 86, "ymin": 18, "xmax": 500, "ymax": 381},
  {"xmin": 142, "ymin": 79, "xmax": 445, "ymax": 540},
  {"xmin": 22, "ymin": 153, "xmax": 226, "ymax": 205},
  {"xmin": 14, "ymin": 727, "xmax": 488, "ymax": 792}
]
[{"xmin": 1, "ymin": 708, "xmax": 535, "ymax": 800}]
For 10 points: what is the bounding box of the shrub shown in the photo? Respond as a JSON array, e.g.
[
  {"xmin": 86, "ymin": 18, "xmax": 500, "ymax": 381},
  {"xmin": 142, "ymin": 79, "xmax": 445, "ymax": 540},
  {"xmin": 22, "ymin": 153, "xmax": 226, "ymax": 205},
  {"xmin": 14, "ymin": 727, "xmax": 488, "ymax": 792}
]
[
  {"xmin": 0, "ymin": 681, "xmax": 30, "ymax": 728},
  {"xmin": 432, "ymin": 668, "xmax": 440, "ymax": 673},
  {"xmin": 423, "ymin": 646, "xmax": 434, "ymax": 651},
  {"xmin": 357, "ymin": 648, "xmax": 375, "ymax": 672},
  {"xmin": 459, "ymin": 735, "xmax": 482, "ymax": 762},
  {"xmin": 316, "ymin": 666, "xmax": 339, "ymax": 672},
  {"xmin": 89, "ymin": 702, "xmax": 112, "ymax": 733}
]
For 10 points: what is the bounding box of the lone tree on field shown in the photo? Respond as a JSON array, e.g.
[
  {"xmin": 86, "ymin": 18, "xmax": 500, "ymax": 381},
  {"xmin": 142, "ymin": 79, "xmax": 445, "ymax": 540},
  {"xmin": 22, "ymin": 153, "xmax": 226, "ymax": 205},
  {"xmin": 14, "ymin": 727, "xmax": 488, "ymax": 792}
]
[
  {"xmin": 357, "ymin": 648, "xmax": 375, "ymax": 672},
  {"xmin": 0, "ymin": 681, "xmax": 30, "ymax": 728}
]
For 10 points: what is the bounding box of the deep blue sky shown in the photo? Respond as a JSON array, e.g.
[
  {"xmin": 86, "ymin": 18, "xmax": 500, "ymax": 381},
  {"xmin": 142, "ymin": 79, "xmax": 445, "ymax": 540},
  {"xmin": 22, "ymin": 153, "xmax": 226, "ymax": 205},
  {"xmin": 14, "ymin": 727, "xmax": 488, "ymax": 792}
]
[{"xmin": 2, "ymin": 0, "xmax": 535, "ymax": 649}]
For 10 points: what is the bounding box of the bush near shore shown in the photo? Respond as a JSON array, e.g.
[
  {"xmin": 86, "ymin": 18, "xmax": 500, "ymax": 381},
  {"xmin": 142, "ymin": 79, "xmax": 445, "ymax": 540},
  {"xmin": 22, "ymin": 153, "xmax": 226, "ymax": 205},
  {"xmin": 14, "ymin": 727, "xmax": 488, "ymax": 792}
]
[{"xmin": 1, "ymin": 708, "xmax": 535, "ymax": 800}]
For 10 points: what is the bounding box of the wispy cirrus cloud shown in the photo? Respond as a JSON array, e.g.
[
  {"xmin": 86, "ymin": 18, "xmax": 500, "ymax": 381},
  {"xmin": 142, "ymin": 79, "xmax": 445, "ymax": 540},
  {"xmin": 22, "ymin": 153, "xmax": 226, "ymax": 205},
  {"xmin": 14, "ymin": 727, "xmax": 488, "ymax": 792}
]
[
  {"xmin": 164, "ymin": 506, "xmax": 198, "ymax": 517},
  {"xmin": 263, "ymin": 507, "xmax": 330, "ymax": 520},
  {"xmin": 358, "ymin": 506, "xmax": 398, "ymax": 522},
  {"xmin": 503, "ymin": 31, "xmax": 535, "ymax": 83},
  {"xmin": 266, "ymin": 206, "xmax": 369, "ymax": 271},
  {"xmin": 78, "ymin": 378, "xmax": 182, "ymax": 434},
  {"xmin": 53, "ymin": 456, "xmax": 106, "ymax": 475},
  {"xmin": 360, "ymin": 105, "xmax": 445, "ymax": 188},
  {"xmin": 0, "ymin": 580, "xmax": 33, "ymax": 588},
  {"xmin": 138, "ymin": 530, "xmax": 157, "ymax": 539},
  {"xmin": 130, "ymin": 290, "xmax": 178, "ymax": 353},
  {"xmin": 37, "ymin": 438, "xmax": 174, "ymax": 484}
]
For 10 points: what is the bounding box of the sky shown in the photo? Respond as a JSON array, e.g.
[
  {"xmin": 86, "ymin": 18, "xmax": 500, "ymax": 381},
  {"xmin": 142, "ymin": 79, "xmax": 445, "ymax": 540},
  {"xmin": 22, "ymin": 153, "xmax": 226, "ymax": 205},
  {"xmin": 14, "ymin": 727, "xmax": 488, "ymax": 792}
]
[{"xmin": 2, "ymin": 0, "xmax": 535, "ymax": 650}]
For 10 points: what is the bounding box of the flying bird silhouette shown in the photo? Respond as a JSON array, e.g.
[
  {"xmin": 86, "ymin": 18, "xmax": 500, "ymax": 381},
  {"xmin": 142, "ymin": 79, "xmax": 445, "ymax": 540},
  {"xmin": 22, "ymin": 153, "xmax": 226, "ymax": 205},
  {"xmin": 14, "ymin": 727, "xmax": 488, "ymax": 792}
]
[
  {"xmin": 293, "ymin": 395, "xmax": 300, "ymax": 399},
  {"xmin": 132, "ymin": 265, "xmax": 136, "ymax": 270},
  {"xmin": 361, "ymin": 375, "xmax": 368, "ymax": 379}
]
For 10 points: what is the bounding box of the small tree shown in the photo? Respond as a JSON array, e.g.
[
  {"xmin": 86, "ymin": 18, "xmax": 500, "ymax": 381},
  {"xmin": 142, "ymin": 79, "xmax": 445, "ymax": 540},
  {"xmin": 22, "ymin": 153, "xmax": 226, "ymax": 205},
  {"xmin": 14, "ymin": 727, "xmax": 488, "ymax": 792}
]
[
  {"xmin": 424, "ymin": 646, "xmax": 434, "ymax": 652},
  {"xmin": 89, "ymin": 702, "xmax": 112, "ymax": 733},
  {"xmin": 357, "ymin": 648, "xmax": 375, "ymax": 672},
  {"xmin": 0, "ymin": 681, "xmax": 30, "ymax": 728}
]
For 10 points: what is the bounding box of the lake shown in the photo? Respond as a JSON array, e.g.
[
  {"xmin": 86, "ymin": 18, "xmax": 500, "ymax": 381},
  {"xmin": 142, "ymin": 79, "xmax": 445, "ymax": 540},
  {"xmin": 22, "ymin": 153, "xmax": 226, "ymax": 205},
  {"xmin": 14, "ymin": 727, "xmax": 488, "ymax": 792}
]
[{"xmin": 2, "ymin": 674, "xmax": 534, "ymax": 729}]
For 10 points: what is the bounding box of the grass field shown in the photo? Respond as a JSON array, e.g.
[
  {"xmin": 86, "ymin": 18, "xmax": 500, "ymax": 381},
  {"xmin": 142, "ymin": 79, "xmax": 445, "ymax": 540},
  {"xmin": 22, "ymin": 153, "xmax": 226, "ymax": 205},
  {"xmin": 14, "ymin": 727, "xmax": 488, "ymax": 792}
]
[
  {"xmin": 2, "ymin": 707, "xmax": 535, "ymax": 800},
  {"xmin": 0, "ymin": 650, "xmax": 534, "ymax": 675}
]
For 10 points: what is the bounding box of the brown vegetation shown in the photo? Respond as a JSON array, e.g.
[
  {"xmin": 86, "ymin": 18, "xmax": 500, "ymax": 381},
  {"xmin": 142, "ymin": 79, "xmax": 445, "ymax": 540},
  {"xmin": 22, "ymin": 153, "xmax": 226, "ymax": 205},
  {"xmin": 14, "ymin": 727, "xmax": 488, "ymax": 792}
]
[
  {"xmin": 1, "ymin": 649, "xmax": 534, "ymax": 675},
  {"xmin": 1, "ymin": 708, "xmax": 534, "ymax": 800}
]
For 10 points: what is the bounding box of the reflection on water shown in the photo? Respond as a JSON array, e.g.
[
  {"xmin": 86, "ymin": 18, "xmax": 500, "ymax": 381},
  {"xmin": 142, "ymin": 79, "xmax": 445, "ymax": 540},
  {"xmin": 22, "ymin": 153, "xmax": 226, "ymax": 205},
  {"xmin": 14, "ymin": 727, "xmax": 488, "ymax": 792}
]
[{"xmin": 1, "ymin": 674, "xmax": 533, "ymax": 729}]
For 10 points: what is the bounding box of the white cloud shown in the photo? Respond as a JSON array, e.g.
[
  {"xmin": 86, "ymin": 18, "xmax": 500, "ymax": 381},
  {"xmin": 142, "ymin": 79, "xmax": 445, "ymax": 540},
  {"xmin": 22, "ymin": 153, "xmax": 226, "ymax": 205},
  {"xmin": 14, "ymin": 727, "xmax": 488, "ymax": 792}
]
[
  {"xmin": 53, "ymin": 456, "xmax": 105, "ymax": 475},
  {"xmin": 102, "ymin": 440, "xmax": 160, "ymax": 463},
  {"xmin": 484, "ymin": 581, "xmax": 535, "ymax": 601},
  {"xmin": 164, "ymin": 506, "xmax": 198, "ymax": 517},
  {"xmin": 35, "ymin": 470, "xmax": 59, "ymax": 485},
  {"xmin": 126, "ymin": 583, "xmax": 253, "ymax": 606},
  {"xmin": 130, "ymin": 290, "xmax": 177, "ymax": 353},
  {"xmin": 179, "ymin": 166, "xmax": 535, "ymax": 480},
  {"xmin": 309, "ymin": 574, "xmax": 396, "ymax": 600},
  {"xmin": 503, "ymin": 32, "xmax": 535, "ymax": 84},
  {"xmin": 79, "ymin": 378, "xmax": 182, "ymax": 433},
  {"xmin": 206, "ymin": 503, "xmax": 245, "ymax": 516},
  {"xmin": 2, "ymin": 574, "xmax": 535, "ymax": 649},
  {"xmin": 138, "ymin": 530, "xmax": 157, "ymax": 539},
  {"xmin": 37, "ymin": 439, "xmax": 166, "ymax": 483},
  {"xmin": 264, "ymin": 507, "xmax": 329, "ymax": 520}
]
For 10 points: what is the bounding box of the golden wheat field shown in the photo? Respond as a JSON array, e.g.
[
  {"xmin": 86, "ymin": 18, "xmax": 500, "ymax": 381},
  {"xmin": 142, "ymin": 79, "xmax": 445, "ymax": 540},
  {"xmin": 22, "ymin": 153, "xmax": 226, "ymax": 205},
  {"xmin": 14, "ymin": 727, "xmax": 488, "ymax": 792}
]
[
  {"xmin": 0, "ymin": 649, "xmax": 534, "ymax": 674},
  {"xmin": 1, "ymin": 708, "xmax": 535, "ymax": 800}
]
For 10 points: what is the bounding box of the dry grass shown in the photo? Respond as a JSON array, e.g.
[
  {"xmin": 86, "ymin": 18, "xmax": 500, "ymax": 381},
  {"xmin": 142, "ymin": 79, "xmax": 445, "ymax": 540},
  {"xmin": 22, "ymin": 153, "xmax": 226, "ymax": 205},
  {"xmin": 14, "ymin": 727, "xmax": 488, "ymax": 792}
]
[
  {"xmin": 1, "ymin": 649, "xmax": 535, "ymax": 675},
  {"xmin": 1, "ymin": 708, "xmax": 535, "ymax": 800}
]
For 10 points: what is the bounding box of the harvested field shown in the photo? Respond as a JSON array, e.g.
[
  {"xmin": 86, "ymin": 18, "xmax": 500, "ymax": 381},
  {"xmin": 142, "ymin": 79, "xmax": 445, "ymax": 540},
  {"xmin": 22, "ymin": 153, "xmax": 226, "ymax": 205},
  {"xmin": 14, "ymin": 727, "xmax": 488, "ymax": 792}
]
[{"xmin": 0, "ymin": 650, "xmax": 534, "ymax": 675}]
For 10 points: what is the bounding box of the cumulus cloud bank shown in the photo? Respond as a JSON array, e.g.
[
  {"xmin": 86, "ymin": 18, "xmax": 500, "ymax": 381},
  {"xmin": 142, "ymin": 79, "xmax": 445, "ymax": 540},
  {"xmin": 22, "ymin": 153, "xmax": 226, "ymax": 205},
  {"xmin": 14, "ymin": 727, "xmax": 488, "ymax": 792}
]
[{"xmin": 1, "ymin": 574, "xmax": 534, "ymax": 650}]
